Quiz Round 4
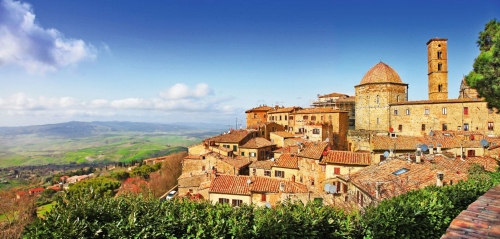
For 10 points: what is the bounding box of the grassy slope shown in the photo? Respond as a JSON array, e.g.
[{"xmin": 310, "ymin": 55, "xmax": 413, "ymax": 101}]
[{"xmin": 0, "ymin": 133, "xmax": 200, "ymax": 167}]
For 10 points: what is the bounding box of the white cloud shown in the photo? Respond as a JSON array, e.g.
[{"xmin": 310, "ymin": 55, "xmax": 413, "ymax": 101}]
[
  {"xmin": 0, "ymin": 0, "xmax": 96, "ymax": 73},
  {"xmin": 158, "ymin": 83, "xmax": 213, "ymax": 100}
]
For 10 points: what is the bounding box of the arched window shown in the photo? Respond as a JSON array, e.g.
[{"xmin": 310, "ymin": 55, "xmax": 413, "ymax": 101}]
[
  {"xmin": 438, "ymin": 84, "xmax": 442, "ymax": 92},
  {"xmin": 397, "ymin": 95, "xmax": 400, "ymax": 102},
  {"xmin": 376, "ymin": 95, "xmax": 380, "ymax": 104},
  {"xmin": 438, "ymin": 63, "xmax": 442, "ymax": 71},
  {"xmin": 437, "ymin": 51, "xmax": 442, "ymax": 59}
]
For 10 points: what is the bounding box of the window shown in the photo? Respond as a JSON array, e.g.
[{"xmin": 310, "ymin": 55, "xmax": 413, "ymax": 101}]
[
  {"xmin": 377, "ymin": 118, "xmax": 380, "ymax": 124},
  {"xmin": 249, "ymin": 152, "xmax": 257, "ymax": 157},
  {"xmin": 397, "ymin": 95, "xmax": 400, "ymax": 102},
  {"xmin": 232, "ymin": 199, "xmax": 243, "ymax": 207},
  {"xmin": 458, "ymin": 126, "xmax": 461, "ymax": 131},
  {"xmin": 488, "ymin": 122, "xmax": 494, "ymax": 131},
  {"xmin": 253, "ymin": 113, "xmax": 257, "ymax": 118},
  {"xmin": 261, "ymin": 194, "xmax": 266, "ymax": 202},
  {"xmin": 442, "ymin": 123, "xmax": 448, "ymax": 131},
  {"xmin": 313, "ymin": 129, "xmax": 320, "ymax": 134},
  {"xmin": 189, "ymin": 189, "xmax": 193, "ymax": 193},
  {"xmin": 380, "ymin": 155, "xmax": 386, "ymax": 162},
  {"xmin": 467, "ymin": 150, "xmax": 476, "ymax": 157},
  {"xmin": 334, "ymin": 167, "xmax": 340, "ymax": 175},
  {"xmin": 394, "ymin": 109, "xmax": 398, "ymax": 115},
  {"xmin": 264, "ymin": 170, "xmax": 271, "ymax": 177},
  {"xmin": 241, "ymin": 152, "xmax": 245, "ymax": 156},
  {"xmin": 464, "ymin": 107, "xmax": 469, "ymax": 115},
  {"xmin": 398, "ymin": 125, "xmax": 403, "ymax": 131},
  {"xmin": 285, "ymin": 115, "xmax": 287, "ymax": 120},
  {"xmin": 464, "ymin": 123, "xmax": 469, "ymax": 131},
  {"xmin": 279, "ymin": 116, "xmax": 282, "ymax": 120},
  {"xmin": 311, "ymin": 179, "xmax": 315, "ymax": 186},
  {"xmin": 438, "ymin": 63, "xmax": 442, "ymax": 71},
  {"xmin": 303, "ymin": 116, "xmax": 308, "ymax": 120},
  {"xmin": 342, "ymin": 183, "xmax": 348, "ymax": 193},
  {"xmin": 289, "ymin": 116, "xmax": 294, "ymax": 120},
  {"xmin": 252, "ymin": 168, "xmax": 256, "ymax": 175},
  {"xmin": 392, "ymin": 168, "xmax": 409, "ymax": 175},
  {"xmin": 376, "ymin": 95, "xmax": 380, "ymax": 104},
  {"xmin": 275, "ymin": 170, "xmax": 285, "ymax": 178},
  {"xmin": 321, "ymin": 165, "xmax": 326, "ymax": 172},
  {"xmin": 219, "ymin": 198, "xmax": 229, "ymax": 204},
  {"xmin": 201, "ymin": 166, "xmax": 205, "ymax": 171},
  {"xmin": 437, "ymin": 51, "xmax": 442, "ymax": 59},
  {"xmin": 424, "ymin": 108, "xmax": 430, "ymax": 115},
  {"xmin": 271, "ymin": 116, "xmax": 274, "ymax": 121},
  {"xmin": 421, "ymin": 124, "xmax": 426, "ymax": 131},
  {"xmin": 406, "ymin": 109, "xmax": 410, "ymax": 115},
  {"xmin": 233, "ymin": 145, "xmax": 237, "ymax": 152},
  {"xmin": 311, "ymin": 116, "xmax": 316, "ymax": 121},
  {"xmin": 442, "ymin": 107, "xmax": 447, "ymax": 115}
]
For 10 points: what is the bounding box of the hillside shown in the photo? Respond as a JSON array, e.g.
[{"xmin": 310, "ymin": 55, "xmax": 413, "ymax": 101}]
[{"xmin": 0, "ymin": 121, "xmax": 227, "ymax": 167}]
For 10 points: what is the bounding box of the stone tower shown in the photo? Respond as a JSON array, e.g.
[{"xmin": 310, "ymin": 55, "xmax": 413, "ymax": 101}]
[
  {"xmin": 355, "ymin": 62, "xmax": 408, "ymax": 131},
  {"xmin": 427, "ymin": 38, "xmax": 448, "ymax": 100}
]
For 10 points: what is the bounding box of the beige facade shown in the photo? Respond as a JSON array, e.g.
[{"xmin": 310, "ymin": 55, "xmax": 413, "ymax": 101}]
[
  {"xmin": 389, "ymin": 100, "xmax": 500, "ymax": 136},
  {"xmin": 245, "ymin": 105, "xmax": 273, "ymax": 127},
  {"xmin": 209, "ymin": 193, "xmax": 252, "ymax": 205}
]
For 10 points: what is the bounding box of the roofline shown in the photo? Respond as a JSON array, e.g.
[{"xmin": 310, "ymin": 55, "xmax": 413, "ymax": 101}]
[
  {"xmin": 390, "ymin": 98, "xmax": 485, "ymax": 106},
  {"xmin": 355, "ymin": 82, "xmax": 409, "ymax": 88},
  {"xmin": 208, "ymin": 191, "xmax": 251, "ymax": 196},
  {"xmin": 426, "ymin": 38, "xmax": 448, "ymax": 45}
]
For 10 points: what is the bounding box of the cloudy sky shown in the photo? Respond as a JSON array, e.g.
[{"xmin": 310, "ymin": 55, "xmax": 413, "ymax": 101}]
[{"xmin": 0, "ymin": 0, "xmax": 498, "ymax": 127}]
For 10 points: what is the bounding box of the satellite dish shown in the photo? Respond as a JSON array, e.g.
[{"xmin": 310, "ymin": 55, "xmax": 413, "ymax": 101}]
[
  {"xmin": 383, "ymin": 151, "xmax": 389, "ymax": 157},
  {"xmin": 270, "ymin": 158, "xmax": 275, "ymax": 162},
  {"xmin": 329, "ymin": 185, "xmax": 337, "ymax": 194},
  {"xmin": 481, "ymin": 139, "xmax": 490, "ymax": 147},
  {"xmin": 429, "ymin": 131, "xmax": 434, "ymax": 136},
  {"xmin": 246, "ymin": 179, "xmax": 251, "ymax": 185},
  {"xmin": 265, "ymin": 202, "xmax": 271, "ymax": 208},
  {"xmin": 324, "ymin": 184, "xmax": 331, "ymax": 192},
  {"xmin": 420, "ymin": 144, "xmax": 429, "ymax": 152}
]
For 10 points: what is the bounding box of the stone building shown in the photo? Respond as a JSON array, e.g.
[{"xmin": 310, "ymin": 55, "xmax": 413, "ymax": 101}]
[
  {"xmin": 311, "ymin": 92, "xmax": 356, "ymax": 127},
  {"xmin": 354, "ymin": 62, "xmax": 409, "ymax": 131},
  {"xmin": 245, "ymin": 105, "xmax": 274, "ymax": 127}
]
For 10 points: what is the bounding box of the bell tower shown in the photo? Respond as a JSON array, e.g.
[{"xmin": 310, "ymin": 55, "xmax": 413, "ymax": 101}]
[{"xmin": 427, "ymin": 38, "xmax": 448, "ymax": 100}]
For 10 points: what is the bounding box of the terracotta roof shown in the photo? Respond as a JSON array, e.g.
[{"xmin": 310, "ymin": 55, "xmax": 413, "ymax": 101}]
[
  {"xmin": 184, "ymin": 154, "xmax": 203, "ymax": 160},
  {"xmin": 390, "ymin": 98, "xmax": 485, "ymax": 106},
  {"xmin": 249, "ymin": 160, "xmax": 274, "ymax": 170},
  {"xmin": 344, "ymin": 155, "xmax": 498, "ymax": 200},
  {"xmin": 245, "ymin": 105, "xmax": 274, "ymax": 113},
  {"xmin": 359, "ymin": 62, "xmax": 404, "ymax": 85},
  {"xmin": 297, "ymin": 141, "xmax": 330, "ymax": 160},
  {"xmin": 321, "ymin": 151, "xmax": 371, "ymax": 165},
  {"xmin": 270, "ymin": 131, "xmax": 296, "ymax": 138},
  {"xmin": 268, "ymin": 107, "xmax": 300, "ymax": 113},
  {"xmin": 318, "ymin": 92, "xmax": 350, "ymax": 98},
  {"xmin": 209, "ymin": 175, "xmax": 308, "ymax": 195},
  {"xmin": 205, "ymin": 129, "xmax": 250, "ymax": 144},
  {"xmin": 240, "ymin": 137, "xmax": 274, "ymax": 149},
  {"xmin": 274, "ymin": 153, "xmax": 299, "ymax": 169},
  {"xmin": 209, "ymin": 175, "xmax": 251, "ymax": 195},
  {"xmin": 29, "ymin": 187, "xmax": 44, "ymax": 193},
  {"xmin": 284, "ymin": 137, "xmax": 307, "ymax": 147},
  {"xmin": 220, "ymin": 157, "xmax": 252, "ymax": 170},
  {"xmin": 442, "ymin": 184, "xmax": 500, "ymax": 238},
  {"xmin": 273, "ymin": 145, "xmax": 299, "ymax": 154},
  {"xmin": 294, "ymin": 108, "xmax": 346, "ymax": 114},
  {"xmin": 372, "ymin": 135, "xmax": 424, "ymax": 151},
  {"xmin": 336, "ymin": 96, "xmax": 355, "ymax": 103}
]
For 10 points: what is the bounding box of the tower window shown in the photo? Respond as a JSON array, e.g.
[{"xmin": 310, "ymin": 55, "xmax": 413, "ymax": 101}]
[
  {"xmin": 397, "ymin": 95, "xmax": 400, "ymax": 102},
  {"xmin": 437, "ymin": 51, "xmax": 442, "ymax": 59},
  {"xmin": 442, "ymin": 107, "xmax": 447, "ymax": 115},
  {"xmin": 442, "ymin": 124, "xmax": 448, "ymax": 131},
  {"xmin": 394, "ymin": 109, "xmax": 398, "ymax": 115},
  {"xmin": 406, "ymin": 109, "xmax": 410, "ymax": 115},
  {"xmin": 464, "ymin": 107, "xmax": 468, "ymax": 115},
  {"xmin": 488, "ymin": 122, "xmax": 494, "ymax": 131},
  {"xmin": 421, "ymin": 124, "xmax": 426, "ymax": 131},
  {"xmin": 377, "ymin": 118, "xmax": 380, "ymax": 124},
  {"xmin": 438, "ymin": 84, "xmax": 442, "ymax": 92},
  {"xmin": 424, "ymin": 108, "xmax": 430, "ymax": 115},
  {"xmin": 438, "ymin": 63, "xmax": 442, "ymax": 71},
  {"xmin": 398, "ymin": 125, "xmax": 403, "ymax": 131}
]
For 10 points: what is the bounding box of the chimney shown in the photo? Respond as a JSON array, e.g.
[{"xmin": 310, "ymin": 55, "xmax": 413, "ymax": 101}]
[
  {"xmin": 416, "ymin": 148, "xmax": 422, "ymax": 163},
  {"xmin": 436, "ymin": 172, "xmax": 444, "ymax": 186},
  {"xmin": 437, "ymin": 144, "xmax": 442, "ymax": 153},
  {"xmin": 429, "ymin": 145, "xmax": 434, "ymax": 154}
]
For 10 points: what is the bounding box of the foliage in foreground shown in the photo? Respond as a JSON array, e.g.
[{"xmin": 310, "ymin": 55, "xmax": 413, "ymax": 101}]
[{"xmin": 23, "ymin": 170, "xmax": 500, "ymax": 239}]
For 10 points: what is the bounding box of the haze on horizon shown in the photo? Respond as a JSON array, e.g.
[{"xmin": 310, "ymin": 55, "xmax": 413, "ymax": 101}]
[{"xmin": 0, "ymin": 0, "xmax": 498, "ymax": 127}]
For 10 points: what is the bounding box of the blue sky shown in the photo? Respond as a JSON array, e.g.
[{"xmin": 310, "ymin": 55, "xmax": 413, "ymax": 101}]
[{"xmin": 0, "ymin": 0, "xmax": 498, "ymax": 127}]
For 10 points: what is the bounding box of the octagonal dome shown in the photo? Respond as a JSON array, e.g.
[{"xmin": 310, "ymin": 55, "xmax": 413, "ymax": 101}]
[{"xmin": 359, "ymin": 62, "xmax": 403, "ymax": 85}]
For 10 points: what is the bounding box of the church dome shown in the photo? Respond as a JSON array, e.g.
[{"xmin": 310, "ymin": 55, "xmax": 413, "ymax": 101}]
[{"xmin": 359, "ymin": 62, "xmax": 403, "ymax": 85}]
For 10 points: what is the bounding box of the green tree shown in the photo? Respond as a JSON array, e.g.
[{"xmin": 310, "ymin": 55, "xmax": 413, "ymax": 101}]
[
  {"xmin": 110, "ymin": 171, "xmax": 130, "ymax": 181},
  {"xmin": 67, "ymin": 177, "xmax": 121, "ymax": 198},
  {"xmin": 466, "ymin": 19, "xmax": 500, "ymax": 110}
]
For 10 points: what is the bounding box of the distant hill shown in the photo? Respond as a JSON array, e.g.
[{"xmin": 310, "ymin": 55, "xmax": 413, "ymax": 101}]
[{"xmin": 0, "ymin": 121, "xmax": 228, "ymax": 138}]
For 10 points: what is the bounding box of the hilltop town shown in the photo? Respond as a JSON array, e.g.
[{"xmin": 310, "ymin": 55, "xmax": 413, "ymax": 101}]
[{"xmin": 175, "ymin": 38, "xmax": 500, "ymax": 208}]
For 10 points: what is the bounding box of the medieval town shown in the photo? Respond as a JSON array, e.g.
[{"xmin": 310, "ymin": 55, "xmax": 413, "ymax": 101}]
[{"xmin": 167, "ymin": 38, "xmax": 500, "ymax": 208}]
